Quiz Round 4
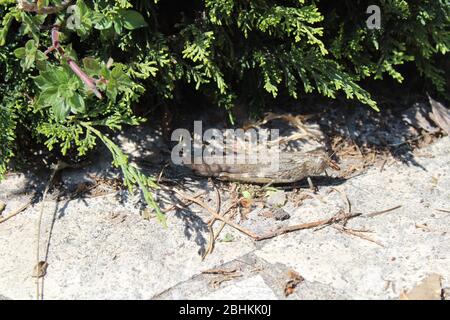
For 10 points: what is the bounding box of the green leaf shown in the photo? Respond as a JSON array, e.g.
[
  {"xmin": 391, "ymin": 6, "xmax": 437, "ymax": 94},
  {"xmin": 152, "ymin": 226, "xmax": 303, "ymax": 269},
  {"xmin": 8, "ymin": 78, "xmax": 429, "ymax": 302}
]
[
  {"xmin": 53, "ymin": 99, "xmax": 71, "ymax": 121},
  {"xmin": 14, "ymin": 47, "xmax": 26, "ymax": 58},
  {"xmin": 113, "ymin": 17, "xmax": 123, "ymax": 35},
  {"xmin": 119, "ymin": 10, "xmax": 148, "ymax": 30},
  {"xmin": 242, "ymin": 190, "xmax": 252, "ymax": 199},
  {"xmin": 35, "ymin": 67, "xmax": 69, "ymax": 88},
  {"xmin": 58, "ymin": 84, "xmax": 75, "ymax": 99},
  {"xmin": 218, "ymin": 233, "xmax": 234, "ymax": 242},
  {"xmin": 35, "ymin": 87, "xmax": 59, "ymax": 108},
  {"xmin": 34, "ymin": 72, "xmax": 57, "ymax": 90},
  {"xmin": 68, "ymin": 93, "xmax": 86, "ymax": 114},
  {"xmin": 36, "ymin": 60, "xmax": 47, "ymax": 71},
  {"xmin": 83, "ymin": 57, "xmax": 101, "ymax": 75},
  {"xmin": 54, "ymin": 68, "xmax": 70, "ymax": 83},
  {"xmin": 22, "ymin": 55, "xmax": 35, "ymax": 70},
  {"xmin": 111, "ymin": 65, "xmax": 125, "ymax": 79},
  {"xmin": 94, "ymin": 16, "xmax": 113, "ymax": 30},
  {"xmin": 106, "ymin": 81, "xmax": 118, "ymax": 101},
  {"xmin": 35, "ymin": 50, "xmax": 47, "ymax": 61},
  {"xmin": 25, "ymin": 39, "xmax": 35, "ymax": 52}
]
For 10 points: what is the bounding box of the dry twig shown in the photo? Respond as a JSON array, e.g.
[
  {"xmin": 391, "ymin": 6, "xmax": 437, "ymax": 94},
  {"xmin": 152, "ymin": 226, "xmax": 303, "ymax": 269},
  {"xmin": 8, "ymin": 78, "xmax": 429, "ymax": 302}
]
[
  {"xmin": 202, "ymin": 182, "xmax": 222, "ymax": 260},
  {"xmin": 35, "ymin": 161, "xmax": 65, "ymax": 300},
  {"xmin": 165, "ymin": 183, "xmax": 400, "ymax": 248},
  {"xmin": 168, "ymin": 187, "xmax": 260, "ymax": 240},
  {"xmin": 202, "ymin": 268, "xmax": 238, "ymax": 275},
  {"xmin": 0, "ymin": 197, "xmax": 33, "ymax": 224},
  {"xmin": 255, "ymin": 212, "xmax": 362, "ymax": 241},
  {"xmin": 333, "ymin": 225, "xmax": 384, "ymax": 247},
  {"xmin": 366, "ymin": 205, "xmax": 402, "ymax": 218},
  {"xmin": 434, "ymin": 208, "xmax": 450, "ymax": 214}
]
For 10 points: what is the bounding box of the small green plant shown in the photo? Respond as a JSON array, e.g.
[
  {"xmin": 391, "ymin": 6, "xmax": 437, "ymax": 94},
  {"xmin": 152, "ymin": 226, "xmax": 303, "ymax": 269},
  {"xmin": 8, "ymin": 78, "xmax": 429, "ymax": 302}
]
[{"xmin": 0, "ymin": 0, "xmax": 165, "ymax": 222}]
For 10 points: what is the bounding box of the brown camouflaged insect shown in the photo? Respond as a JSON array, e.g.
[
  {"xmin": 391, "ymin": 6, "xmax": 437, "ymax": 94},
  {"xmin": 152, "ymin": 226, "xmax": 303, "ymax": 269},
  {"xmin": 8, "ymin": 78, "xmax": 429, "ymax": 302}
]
[{"xmin": 187, "ymin": 149, "xmax": 340, "ymax": 184}]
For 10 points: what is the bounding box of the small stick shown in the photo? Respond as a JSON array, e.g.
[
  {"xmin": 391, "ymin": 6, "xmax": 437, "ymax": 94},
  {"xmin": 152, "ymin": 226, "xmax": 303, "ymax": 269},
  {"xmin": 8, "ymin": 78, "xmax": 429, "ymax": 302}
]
[
  {"xmin": 35, "ymin": 161, "xmax": 65, "ymax": 300},
  {"xmin": 255, "ymin": 212, "xmax": 362, "ymax": 241},
  {"xmin": 365, "ymin": 205, "xmax": 402, "ymax": 218},
  {"xmin": 161, "ymin": 191, "xmax": 206, "ymax": 213},
  {"xmin": 204, "ymin": 202, "xmax": 239, "ymax": 260},
  {"xmin": 207, "ymin": 187, "xmax": 241, "ymax": 252},
  {"xmin": 165, "ymin": 186, "xmax": 399, "ymax": 246},
  {"xmin": 380, "ymin": 159, "xmax": 388, "ymax": 172},
  {"xmin": 202, "ymin": 268, "xmax": 238, "ymax": 275},
  {"xmin": 202, "ymin": 182, "xmax": 222, "ymax": 260},
  {"xmin": 157, "ymin": 164, "xmax": 169, "ymax": 184},
  {"xmin": 210, "ymin": 273, "xmax": 243, "ymax": 289},
  {"xmin": 0, "ymin": 197, "xmax": 33, "ymax": 224},
  {"xmin": 213, "ymin": 204, "xmax": 239, "ymax": 241},
  {"xmin": 170, "ymin": 188, "xmax": 259, "ymax": 239},
  {"xmin": 333, "ymin": 225, "xmax": 384, "ymax": 247},
  {"xmin": 331, "ymin": 187, "xmax": 351, "ymax": 214},
  {"xmin": 434, "ymin": 208, "xmax": 450, "ymax": 214}
]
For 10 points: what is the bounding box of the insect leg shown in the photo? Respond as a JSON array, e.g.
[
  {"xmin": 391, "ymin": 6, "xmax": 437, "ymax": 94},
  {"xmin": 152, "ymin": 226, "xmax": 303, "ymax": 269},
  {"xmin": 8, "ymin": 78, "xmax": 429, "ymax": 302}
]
[{"xmin": 307, "ymin": 177, "xmax": 318, "ymax": 193}]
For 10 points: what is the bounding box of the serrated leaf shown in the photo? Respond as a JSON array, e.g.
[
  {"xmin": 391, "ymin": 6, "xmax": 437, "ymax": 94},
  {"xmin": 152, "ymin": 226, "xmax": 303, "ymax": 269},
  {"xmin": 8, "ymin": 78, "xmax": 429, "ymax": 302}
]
[
  {"xmin": 53, "ymin": 99, "xmax": 71, "ymax": 121},
  {"xmin": 34, "ymin": 72, "xmax": 58, "ymax": 90},
  {"xmin": 35, "ymin": 87, "xmax": 59, "ymax": 108},
  {"xmin": 68, "ymin": 93, "xmax": 86, "ymax": 114},
  {"xmin": 58, "ymin": 84, "xmax": 75, "ymax": 99}
]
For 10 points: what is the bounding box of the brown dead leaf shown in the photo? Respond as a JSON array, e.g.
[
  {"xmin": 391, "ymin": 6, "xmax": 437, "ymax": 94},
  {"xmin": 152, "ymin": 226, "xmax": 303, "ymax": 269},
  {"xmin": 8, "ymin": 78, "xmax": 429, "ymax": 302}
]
[
  {"xmin": 239, "ymin": 198, "xmax": 253, "ymax": 218},
  {"xmin": 32, "ymin": 261, "xmax": 48, "ymax": 278},
  {"xmin": 428, "ymin": 95, "xmax": 450, "ymax": 135},
  {"xmin": 284, "ymin": 270, "xmax": 304, "ymax": 297},
  {"xmin": 239, "ymin": 198, "xmax": 253, "ymax": 208},
  {"xmin": 399, "ymin": 274, "xmax": 442, "ymax": 300}
]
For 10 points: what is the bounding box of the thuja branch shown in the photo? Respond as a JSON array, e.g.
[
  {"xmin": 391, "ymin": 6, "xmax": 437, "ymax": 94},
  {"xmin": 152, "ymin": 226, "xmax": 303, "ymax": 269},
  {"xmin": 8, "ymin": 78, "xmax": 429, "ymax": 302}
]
[{"xmin": 80, "ymin": 122, "xmax": 166, "ymax": 225}]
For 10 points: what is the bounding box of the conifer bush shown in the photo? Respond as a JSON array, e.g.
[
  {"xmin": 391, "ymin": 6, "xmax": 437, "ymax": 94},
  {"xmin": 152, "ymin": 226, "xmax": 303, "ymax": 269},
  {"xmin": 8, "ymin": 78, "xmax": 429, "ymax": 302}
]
[{"xmin": 0, "ymin": 1, "xmax": 448, "ymax": 215}]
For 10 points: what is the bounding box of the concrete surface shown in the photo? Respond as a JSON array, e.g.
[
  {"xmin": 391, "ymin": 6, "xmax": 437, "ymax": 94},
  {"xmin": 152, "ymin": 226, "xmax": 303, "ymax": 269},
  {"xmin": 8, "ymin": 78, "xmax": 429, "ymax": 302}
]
[{"xmin": 0, "ymin": 135, "xmax": 449, "ymax": 300}]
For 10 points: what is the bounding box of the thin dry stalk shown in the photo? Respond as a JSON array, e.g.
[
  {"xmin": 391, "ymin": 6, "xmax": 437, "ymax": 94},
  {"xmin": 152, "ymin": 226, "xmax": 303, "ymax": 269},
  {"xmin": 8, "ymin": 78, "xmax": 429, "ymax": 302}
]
[
  {"xmin": 0, "ymin": 197, "xmax": 33, "ymax": 224},
  {"xmin": 255, "ymin": 212, "xmax": 362, "ymax": 241}
]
